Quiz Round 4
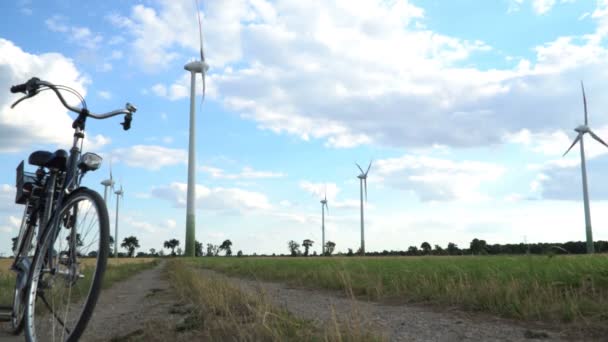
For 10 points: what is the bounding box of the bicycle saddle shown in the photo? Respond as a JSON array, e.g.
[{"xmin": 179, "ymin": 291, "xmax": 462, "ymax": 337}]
[{"xmin": 28, "ymin": 149, "xmax": 68, "ymax": 171}]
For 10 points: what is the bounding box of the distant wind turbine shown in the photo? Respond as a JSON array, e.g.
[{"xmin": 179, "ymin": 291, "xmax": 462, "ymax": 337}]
[
  {"xmin": 320, "ymin": 187, "xmax": 329, "ymax": 255},
  {"xmin": 100, "ymin": 160, "xmax": 114, "ymax": 204},
  {"xmin": 184, "ymin": 0, "xmax": 209, "ymax": 257},
  {"xmin": 356, "ymin": 161, "xmax": 372, "ymax": 255},
  {"xmin": 114, "ymin": 184, "xmax": 124, "ymax": 258},
  {"xmin": 562, "ymin": 81, "xmax": 608, "ymax": 254}
]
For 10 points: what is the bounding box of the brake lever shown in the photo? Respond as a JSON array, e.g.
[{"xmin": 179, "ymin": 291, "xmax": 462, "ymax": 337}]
[{"xmin": 10, "ymin": 93, "xmax": 35, "ymax": 109}]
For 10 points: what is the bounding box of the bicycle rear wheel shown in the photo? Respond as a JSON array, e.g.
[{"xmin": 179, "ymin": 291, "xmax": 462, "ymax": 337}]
[{"xmin": 25, "ymin": 188, "xmax": 109, "ymax": 342}]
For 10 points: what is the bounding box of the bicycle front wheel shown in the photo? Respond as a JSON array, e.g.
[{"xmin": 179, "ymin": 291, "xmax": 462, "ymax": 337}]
[{"xmin": 25, "ymin": 188, "xmax": 109, "ymax": 342}]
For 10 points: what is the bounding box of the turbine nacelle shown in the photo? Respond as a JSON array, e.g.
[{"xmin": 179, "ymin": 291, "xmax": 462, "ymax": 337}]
[
  {"xmin": 101, "ymin": 179, "xmax": 114, "ymax": 187},
  {"xmin": 575, "ymin": 125, "xmax": 590, "ymax": 134},
  {"xmin": 184, "ymin": 60, "xmax": 209, "ymax": 74}
]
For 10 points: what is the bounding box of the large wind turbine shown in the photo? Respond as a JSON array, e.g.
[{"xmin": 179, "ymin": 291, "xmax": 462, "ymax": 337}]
[
  {"xmin": 356, "ymin": 161, "xmax": 372, "ymax": 255},
  {"xmin": 563, "ymin": 82, "xmax": 608, "ymax": 254},
  {"xmin": 320, "ymin": 189, "xmax": 329, "ymax": 255},
  {"xmin": 184, "ymin": 0, "xmax": 209, "ymax": 257},
  {"xmin": 114, "ymin": 185, "xmax": 123, "ymax": 258}
]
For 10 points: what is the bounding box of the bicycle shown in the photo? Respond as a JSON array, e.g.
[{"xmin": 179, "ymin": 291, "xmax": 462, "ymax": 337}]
[{"xmin": 7, "ymin": 77, "xmax": 137, "ymax": 341}]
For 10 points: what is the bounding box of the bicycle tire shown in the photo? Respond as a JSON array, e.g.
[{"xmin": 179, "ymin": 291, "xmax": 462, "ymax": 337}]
[{"xmin": 24, "ymin": 187, "xmax": 109, "ymax": 342}]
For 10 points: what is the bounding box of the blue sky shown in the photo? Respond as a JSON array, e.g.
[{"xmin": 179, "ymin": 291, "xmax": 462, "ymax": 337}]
[{"xmin": 3, "ymin": 0, "xmax": 608, "ymax": 256}]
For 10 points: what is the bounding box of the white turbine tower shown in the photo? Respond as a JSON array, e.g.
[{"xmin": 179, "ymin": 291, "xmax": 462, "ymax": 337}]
[
  {"xmin": 320, "ymin": 188, "xmax": 329, "ymax": 255},
  {"xmin": 184, "ymin": 0, "xmax": 209, "ymax": 257},
  {"xmin": 356, "ymin": 161, "xmax": 372, "ymax": 255},
  {"xmin": 114, "ymin": 185, "xmax": 123, "ymax": 258},
  {"xmin": 100, "ymin": 161, "xmax": 114, "ymax": 203},
  {"xmin": 563, "ymin": 82, "xmax": 608, "ymax": 254}
]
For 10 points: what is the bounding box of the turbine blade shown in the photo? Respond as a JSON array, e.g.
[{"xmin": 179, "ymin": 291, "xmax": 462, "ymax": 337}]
[
  {"xmin": 581, "ymin": 81, "xmax": 588, "ymax": 126},
  {"xmin": 364, "ymin": 178, "xmax": 368, "ymax": 202},
  {"xmin": 325, "ymin": 202, "xmax": 329, "ymax": 214},
  {"xmin": 563, "ymin": 134, "xmax": 582, "ymax": 157},
  {"xmin": 365, "ymin": 160, "xmax": 372, "ymax": 175},
  {"xmin": 195, "ymin": 0, "xmax": 205, "ymax": 62},
  {"xmin": 589, "ymin": 130, "xmax": 608, "ymax": 149},
  {"xmin": 355, "ymin": 162, "xmax": 364, "ymax": 174}
]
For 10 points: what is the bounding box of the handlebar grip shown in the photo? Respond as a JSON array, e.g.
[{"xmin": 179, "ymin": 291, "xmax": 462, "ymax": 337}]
[{"xmin": 10, "ymin": 84, "xmax": 27, "ymax": 94}]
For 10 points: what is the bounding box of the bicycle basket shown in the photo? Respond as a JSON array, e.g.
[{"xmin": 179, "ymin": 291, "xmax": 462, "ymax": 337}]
[{"xmin": 15, "ymin": 161, "xmax": 36, "ymax": 205}]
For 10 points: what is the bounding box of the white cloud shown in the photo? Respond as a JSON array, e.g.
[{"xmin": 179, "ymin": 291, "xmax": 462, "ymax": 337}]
[
  {"xmin": 98, "ymin": 90, "xmax": 112, "ymax": 100},
  {"xmin": 532, "ymin": 0, "xmax": 556, "ymax": 14},
  {"xmin": 200, "ymin": 165, "xmax": 285, "ymax": 179},
  {"xmin": 151, "ymin": 182, "xmax": 272, "ymax": 213},
  {"xmin": 45, "ymin": 16, "xmax": 103, "ymax": 49},
  {"xmin": 375, "ymin": 154, "xmax": 506, "ymax": 202},
  {"xmin": 0, "ymin": 38, "xmax": 89, "ymax": 152},
  {"xmin": 112, "ymin": 145, "xmax": 187, "ymax": 170}
]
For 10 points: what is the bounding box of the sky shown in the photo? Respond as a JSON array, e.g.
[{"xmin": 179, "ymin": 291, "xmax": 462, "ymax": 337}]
[{"xmin": 2, "ymin": 0, "xmax": 608, "ymax": 256}]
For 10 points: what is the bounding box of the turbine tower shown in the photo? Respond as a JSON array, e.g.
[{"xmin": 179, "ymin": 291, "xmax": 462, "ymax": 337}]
[
  {"xmin": 100, "ymin": 161, "xmax": 114, "ymax": 203},
  {"xmin": 184, "ymin": 0, "xmax": 209, "ymax": 257},
  {"xmin": 563, "ymin": 82, "xmax": 608, "ymax": 254},
  {"xmin": 356, "ymin": 161, "xmax": 372, "ymax": 255},
  {"xmin": 320, "ymin": 189, "xmax": 329, "ymax": 255},
  {"xmin": 114, "ymin": 185, "xmax": 124, "ymax": 258}
]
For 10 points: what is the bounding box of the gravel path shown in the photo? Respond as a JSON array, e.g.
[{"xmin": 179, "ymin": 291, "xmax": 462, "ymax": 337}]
[
  {"xmin": 0, "ymin": 262, "xmax": 175, "ymax": 342},
  {"xmin": 198, "ymin": 269, "xmax": 583, "ymax": 342}
]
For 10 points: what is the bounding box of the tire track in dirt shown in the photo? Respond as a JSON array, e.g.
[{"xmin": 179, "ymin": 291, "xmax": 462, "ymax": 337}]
[{"xmin": 197, "ymin": 268, "xmax": 586, "ymax": 342}]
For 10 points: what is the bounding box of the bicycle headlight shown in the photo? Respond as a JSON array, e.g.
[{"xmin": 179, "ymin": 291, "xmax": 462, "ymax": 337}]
[{"xmin": 79, "ymin": 152, "xmax": 102, "ymax": 171}]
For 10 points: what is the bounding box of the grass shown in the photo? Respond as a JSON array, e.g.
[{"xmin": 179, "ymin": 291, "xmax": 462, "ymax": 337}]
[
  {"xmin": 0, "ymin": 257, "xmax": 158, "ymax": 307},
  {"xmin": 187, "ymin": 255, "xmax": 608, "ymax": 333},
  {"xmin": 134, "ymin": 259, "xmax": 385, "ymax": 342}
]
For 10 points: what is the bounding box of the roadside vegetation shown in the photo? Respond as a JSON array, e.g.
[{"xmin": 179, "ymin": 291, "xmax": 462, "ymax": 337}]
[
  {"xmin": 153, "ymin": 259, "xmax": 384, "ymax": 341},
  {"xmin": 188, "ymin": 255, "xmax": 608, "ymax": 334}
]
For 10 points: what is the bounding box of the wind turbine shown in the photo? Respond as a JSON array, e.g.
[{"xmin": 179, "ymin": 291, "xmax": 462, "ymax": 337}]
[
  {"xmin": 114, "ymin": 185, "xmax": 123, "ymax": 258},
  {"xmin": 563, "ymin": 82, "xmax": 608, "ymax": 254},
  {"xmin": 320, "ymin": 188, "xmax": 329, "ymax": 255},
  {"xmin": 356, "ymin": 161, "xmax": 372, "ymax": 255},
  {"xmin": 100, "ymin": 160, "xmax": 114, "ymax": 204},
  {"xmin": 184, "ymin": 0, "xmax": 209, "ymax": 257}
]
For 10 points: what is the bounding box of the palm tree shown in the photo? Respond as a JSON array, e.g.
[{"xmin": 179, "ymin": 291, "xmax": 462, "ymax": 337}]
[
  {"xmin": 164, "ymin": 239, "xmax": 180, "ymax": 256},
  {"xmin": 302, "ymin": 239, "xmax": 314, "ymax": 256},
  {"xmin": 219, "ymin": 239, "xmax": 233, "ymax": 256},
  {"xmin": 121, "ymin": 236, "xmax": 140, "ymax": 257}
]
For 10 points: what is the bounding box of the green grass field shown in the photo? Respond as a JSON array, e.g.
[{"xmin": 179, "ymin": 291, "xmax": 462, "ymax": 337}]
[{"xmin": 188, "ymin": 255, "xmax": 608, "ymax": 331}]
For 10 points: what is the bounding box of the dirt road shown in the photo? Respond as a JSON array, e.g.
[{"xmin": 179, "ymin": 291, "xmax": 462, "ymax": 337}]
[{"xmin": 1, "ymin": 262, "xmax": 591, "ymax": 341}]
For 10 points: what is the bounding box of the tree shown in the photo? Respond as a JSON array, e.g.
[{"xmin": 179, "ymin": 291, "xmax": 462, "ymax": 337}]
[
  {"xmin": 206, "ymin": 243, "xmax": 220, "ymax": 256},
  {"xmin": 347, "ymin": 248, "xmax": 354, "ymax": 256},
  {"xmin": 324, "ymin": 241, "xmax": 336, "ymax": 256},
  {"xmin": 195, "ymin": 240, "xmax": 203, "ymax": 257},
  {"xmin": 302, "ymin": 239, "xmax": 314, "ymax": 256},
  {"xmin": 470, "ymin": 238, "xmax": 487, "ymax": 255},
  {"xmin": 420, "ymin": 242, "xmax": 432, "ymax": 255},
  {"xmin": 407, "ymin": 246, "xmax": 419, "ymax": 255},
  {"xmin": 433, "ymin": 244, "xmax": 444, "ymax": 255},
  {"xmin": 164, "ymin": 239, "xmax": 180, "ymax": 256},
  {"xmin": 237, "ymin": 250, "xmax": 243, "ymax": 257},
  {"xmin": 288, "ymin": 240, "xmax": 300, "ymax": 256},
  {"xmin": 136, "ymin": 251, "xmax": 147, "ymax": 257},
  {"xmin": 219, "ymin": 239, "xmax": 233, "ymax": 256},
  {"xmin": 176, "ymin": 247, "xmax": 183, "ymax": 256},
  {"xmin": 447, "ymin": 242, "xmax": 460, "ymax": 255},
  {"xmin": 121, "ymin": 236, "xmax": 140, "ymax": 257},
  {"xmin": 149, "ymin": 248, "xmax": 156, "ymax": 256}
]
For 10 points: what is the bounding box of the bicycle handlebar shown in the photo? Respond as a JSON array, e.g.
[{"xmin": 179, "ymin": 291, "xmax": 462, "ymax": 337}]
[{"xmin": 10, "ymin": 77, "xmax": 137, "ymax": 130}]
